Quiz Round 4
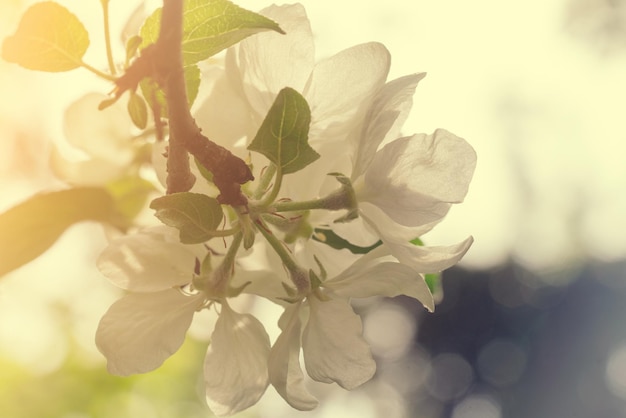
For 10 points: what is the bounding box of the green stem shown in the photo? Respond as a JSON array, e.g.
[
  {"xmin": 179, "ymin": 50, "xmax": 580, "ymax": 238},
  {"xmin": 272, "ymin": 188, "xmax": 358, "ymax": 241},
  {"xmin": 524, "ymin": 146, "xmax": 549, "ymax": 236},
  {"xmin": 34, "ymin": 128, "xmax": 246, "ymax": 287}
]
[
  {"xmin": 208, "ymin": 232, "xmax": 243, "ymax": 294},
  {"xmin": 256, "ymin": 219, "xmax": 310, "ymax": 293},
  {"xmin": 80, "ymin": 61, "xmax": 117, "ymax": 81},
  {"xmin": 100, "ymin": 0, "xmax": 116, "ymax": 76},
  {"xmin": 270, "ymin": 186, "xmax": 353, "ymax": 213},
  {"xmin": 252, "ymin": 164, "xmax": 276, "ymax": 200},
  {"xmin": 223, "ymin": 232, "xmax": 243, "ymax": 266},
  {"xmin": 256, "ymin": 220, "xmax": 297, "ymax": 271},
  {"xmin": 207, "ymin": 227, "xmax": 240, "ymax": 238},
  {"xmin": 258, "ymin": 165, "xmax": 283, "ymax": 207}
]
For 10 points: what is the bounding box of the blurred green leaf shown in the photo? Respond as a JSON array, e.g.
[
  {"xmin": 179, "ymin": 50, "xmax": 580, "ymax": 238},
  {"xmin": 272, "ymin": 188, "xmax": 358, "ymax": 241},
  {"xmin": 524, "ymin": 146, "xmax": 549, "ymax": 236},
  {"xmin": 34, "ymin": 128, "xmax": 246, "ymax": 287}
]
[
  {"xmin": 2, "ymin": 1, "xmax": 89, "ymax": 72},
  {"xmin": 105, "ymin": 176, "xmax": 156, "ymax": 221},
  {"xmin": 140, "ymin": 0, "xmax": 284, "ymax": 66},
  {"xmin": 150, "ymin": 192, "xmax": 224, "ymax": 243},
  {"xmin": 248, "ymin": 87, "xmax": 319, "ymax": 174},
  {"xmin": 0, "ymin": 188, "xmax": 118, "ymax": 278}
]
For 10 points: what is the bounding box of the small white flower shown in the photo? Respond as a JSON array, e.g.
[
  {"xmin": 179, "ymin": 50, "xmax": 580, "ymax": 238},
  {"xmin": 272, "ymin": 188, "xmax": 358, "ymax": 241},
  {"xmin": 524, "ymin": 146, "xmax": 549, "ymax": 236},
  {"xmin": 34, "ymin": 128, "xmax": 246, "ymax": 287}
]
[
  {"xmin": 95, "ymin": 227, "xmax": 271, "ymax": 416},
  {"xmin": 51, "ymin": 93, "xmax": 141, "ymax": 185},
  {"xmin": 268, "ymin": 248, "xmax": 433, "ymax": 410},
  {"xmin": 328, "ymin": 73, "xmax": 478, "ymax": 274},
  {"xmin": 196, "ymin": 4, "xmax": 390, "ymax": 168}
]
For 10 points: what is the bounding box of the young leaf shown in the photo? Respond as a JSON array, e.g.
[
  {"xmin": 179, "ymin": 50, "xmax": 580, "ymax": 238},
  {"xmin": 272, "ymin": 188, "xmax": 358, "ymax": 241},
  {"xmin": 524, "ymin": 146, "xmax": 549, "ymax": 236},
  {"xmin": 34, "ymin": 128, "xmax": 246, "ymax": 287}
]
[
  {"xmin": 248, "ymin": 87, "xmax": 319, "ymax": 174},
  {"xmin": 125, "ymin": 35, "xmax": 143, "ymax": 66},
  {"xmin": 128, "ymin": 91, "xmax": 148, "ymax": 130},
  {"xmin": 140, "ymin": 0, "xmax": 284, "ymax": 66},
  {"xmin": 2, "ymin": 2, "xmax": 89, "ymax": 72},
  {"xmin": 0, "ymin": 188, "xmax": 118, "ymax": 278},
  {"xmin": 150, "ymin": 192, "xmax": 224, "ymax": 244}
]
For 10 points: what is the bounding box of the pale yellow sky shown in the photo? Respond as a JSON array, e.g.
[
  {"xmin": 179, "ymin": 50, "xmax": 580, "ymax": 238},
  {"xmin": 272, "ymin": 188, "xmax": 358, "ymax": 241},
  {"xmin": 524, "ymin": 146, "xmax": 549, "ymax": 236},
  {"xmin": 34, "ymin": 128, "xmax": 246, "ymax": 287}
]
[{"xmin": 2, "ymin": 0, "xmax": 626, "ymax": 272}]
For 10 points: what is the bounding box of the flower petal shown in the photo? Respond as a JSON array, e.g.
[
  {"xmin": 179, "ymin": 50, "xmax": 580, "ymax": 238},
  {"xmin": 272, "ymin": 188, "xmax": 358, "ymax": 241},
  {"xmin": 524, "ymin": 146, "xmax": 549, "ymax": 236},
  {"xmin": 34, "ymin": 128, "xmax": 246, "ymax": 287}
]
[
  {"xmin": 305, "ymin": 42, "xmax": 391, "ymax": 143},
  {"xmin": 351, "ymin": 73, "xmax": 426, "ymax": 179},
  {"xmin": 50, "ymin": 145, "xmax": 128, "ymax": 185},
  {"xmin": 204, "ymin": 302, "xmax": 271, "ymax": 416},
  {"xmin": 95, "ymin": 289, "xmax": 202, "ymax": 376},
  {"xmin": 268, "ymin": 302, "xmax": 319, "ymax": 410},
  {"xmin": 386, "ymin": 233, "xmax": 474, "ymax": 274},
  {"xmin": 97, "ymin": 227, "xmax": 198, "ymax": 291},
  {"xmin": 326, "ymin": 261, "xmax": 434, "ymax": 312},
  {"xmin": 63, "ymin": 93, "xmax": 134, "ymax": 163},
  {"xmin": 360, "ymin": 130, "xmax": 477, "ymax": 227},
  {"xmin": 303, "ymin": 298, "xmax": 375, "ymax": 389},
  {"xmin": 233, "ymin": 4, "xmax": 315, "ymax": 120}
]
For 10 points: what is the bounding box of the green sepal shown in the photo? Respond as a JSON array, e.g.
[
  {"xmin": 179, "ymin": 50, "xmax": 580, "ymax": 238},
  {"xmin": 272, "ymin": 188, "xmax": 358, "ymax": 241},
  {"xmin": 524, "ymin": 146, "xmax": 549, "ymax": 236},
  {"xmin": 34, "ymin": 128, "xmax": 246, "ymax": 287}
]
[
  {"xmin": 0, "ymin": 187, "xmax": 121, "ymax": 278},
  {"xmin": 309, "ymin": 269, "xmax": 322, "ymax": 290},
  {"xmin": 140, "ymin": 0, "xmax": 284, "ymax": 66},
  {"xmin": 248, "ymin": 87, "xmax": 319, "ymax": 174},
  {"xmin": 312, "ymin": 228, "xmax": 382, "ymax": 255},
  {"xmin": 2, "ymin": 1, "xmax": 89, "ymax": 72},
  {"xmin": 150, "ymin": 192, "xmax": 224, "ymax": 244}
]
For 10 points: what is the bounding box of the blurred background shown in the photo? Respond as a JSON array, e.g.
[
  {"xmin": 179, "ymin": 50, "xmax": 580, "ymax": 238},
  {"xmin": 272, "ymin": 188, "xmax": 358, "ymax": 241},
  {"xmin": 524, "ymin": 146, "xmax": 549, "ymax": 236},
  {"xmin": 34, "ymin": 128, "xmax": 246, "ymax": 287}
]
[{"xmin": 2, "ymin": 0, "xmax": 626, "ymax": 417}]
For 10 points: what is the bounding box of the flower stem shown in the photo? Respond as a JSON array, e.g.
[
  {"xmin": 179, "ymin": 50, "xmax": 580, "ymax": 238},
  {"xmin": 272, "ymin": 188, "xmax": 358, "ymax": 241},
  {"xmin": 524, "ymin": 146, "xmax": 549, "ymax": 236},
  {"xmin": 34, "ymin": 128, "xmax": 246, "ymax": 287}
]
[
  {"xmin": 258, "ymin": 165, "xmax": 283, "ymax": 207},
  {"xmin": 80, "ymin": 61, "xmax": 116, "ymax": 81},
  {"xmin": 256, "ymin": 219, "xmax": 310, "ymax": 293},
  {"xmin": 100, "ymin": 0, "xmax": 116, "ymax": 76},
  {"xmin": 270, "ymin": 186, "xmax": 354, "ymax": 213},
  {"xmin": 252, "ymin": 164, "xmax": 276, "ymax": 200}
]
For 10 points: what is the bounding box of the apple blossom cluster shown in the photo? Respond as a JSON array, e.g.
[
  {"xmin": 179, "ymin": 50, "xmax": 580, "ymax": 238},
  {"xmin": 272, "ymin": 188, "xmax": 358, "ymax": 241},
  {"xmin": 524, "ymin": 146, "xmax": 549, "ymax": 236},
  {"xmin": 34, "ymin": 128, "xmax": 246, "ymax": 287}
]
[{"xmin": 1, "ymin": 1, "xmax": 476, "ymax": 416}]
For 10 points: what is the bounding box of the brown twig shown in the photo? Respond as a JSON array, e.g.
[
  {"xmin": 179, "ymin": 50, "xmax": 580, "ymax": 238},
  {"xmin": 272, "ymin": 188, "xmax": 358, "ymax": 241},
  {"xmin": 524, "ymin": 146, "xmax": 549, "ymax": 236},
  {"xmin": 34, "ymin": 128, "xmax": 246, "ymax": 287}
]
[{"xmin": 114, "ymin": 0, "xmax": 254, "ymax": 205}]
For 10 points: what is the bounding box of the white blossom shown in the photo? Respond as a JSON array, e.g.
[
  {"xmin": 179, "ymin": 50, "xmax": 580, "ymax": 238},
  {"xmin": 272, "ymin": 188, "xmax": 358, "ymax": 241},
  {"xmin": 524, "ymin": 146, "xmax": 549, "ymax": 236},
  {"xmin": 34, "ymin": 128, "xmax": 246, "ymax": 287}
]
[
  {"xmin": 50, "ymin": 92, "xmax": 141, "ymax": 185},
  {"xmin": 268, "ymin": 248, "xmax": 433, "ymax": 409},
  {"xmin": 95, "ymin": 227, "xmax": 271, "ymax": 416}
]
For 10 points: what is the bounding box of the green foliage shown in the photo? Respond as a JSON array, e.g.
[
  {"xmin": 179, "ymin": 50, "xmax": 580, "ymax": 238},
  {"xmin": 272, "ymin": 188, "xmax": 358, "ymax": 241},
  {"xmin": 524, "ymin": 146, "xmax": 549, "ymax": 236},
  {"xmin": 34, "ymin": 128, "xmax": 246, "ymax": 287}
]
[
  {"xmin": 0, "ymin": 188, "xmax": 120, "ymax": 278},
  {"xmin": 105, "ymin": 176, "xmax": 156, "ymax": 221},
  {"xmin": 1, "ymin": 1, "xmax": 89, "ymax": 72},
  {"xmin": 248, "ymin": 87, "xmax": 320, "ymax": 174},
  {"xmin": 0, "ymin": 338, "xmax": 212, "ymax": 418},
  {"xmin": 150, "ymin": 192, "xmax": 224, "ymax": 244},
  {"xmin": 140, "ymin": 64, "xmax": 201, "ymax": 115},
  {"xmin": 124, "ymin": 35, "xmax": 143, "ymax": 67},
  {"xmin": 425, "ymin": 272, "xmax": 441, "ymax": 295},
  {"xmin": 313, "ymin": 228, "xmax": 382, "ymax": 255},
  {"xmin": 140, "ymin": 0, "xmax": 284, "ymax": 66}
]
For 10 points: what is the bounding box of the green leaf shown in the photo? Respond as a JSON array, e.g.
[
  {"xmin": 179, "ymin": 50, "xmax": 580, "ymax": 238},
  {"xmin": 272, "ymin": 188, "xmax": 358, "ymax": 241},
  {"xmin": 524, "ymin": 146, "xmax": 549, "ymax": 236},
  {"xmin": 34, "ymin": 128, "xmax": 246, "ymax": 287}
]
[
  {"xmin": 410, "ymin": 237, "xmax": 424, "ymax": 246},
  {"xmin": 248, "ymin": 87, "xmax": 319, "ymax": 174},
  {"xmin": 425, "ymin": 272, "xmax": 441, "ymax": 299},
  {"xmin": 2, "ymin": 2, "xmax": 89, "ymax": 72},
  {"xmin": 140, "ymin": 0, "xmax": 284, "ymax": 66},
  {"xmin": 128, "ymin": 91, "xmax": 148, "ymax": 130},
  {"xmin": 0, "ymin": 188, "xmax": 118, "ymax": 278},
  {"xmin": 105, "ymin": 176, "xmax": 156, "ymax": 222},
  {"xmin": 150, "ymin": 192, "xmax": 224, "ymax": 244},
  {"xmin": 125, "ymin": 35, "xmax": 142, "ymax": 66},
  {"xmin": 312, "ymin": 228, "xmax": 382, "ymax": 255}
]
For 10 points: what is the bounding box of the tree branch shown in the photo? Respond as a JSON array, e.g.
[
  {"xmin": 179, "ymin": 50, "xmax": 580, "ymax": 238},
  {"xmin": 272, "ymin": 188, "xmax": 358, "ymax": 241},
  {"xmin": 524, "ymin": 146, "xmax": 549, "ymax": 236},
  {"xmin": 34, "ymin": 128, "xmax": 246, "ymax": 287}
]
[{"xmin": 114, "ymin": 0, "xmax": 254, "ymax": 205}]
